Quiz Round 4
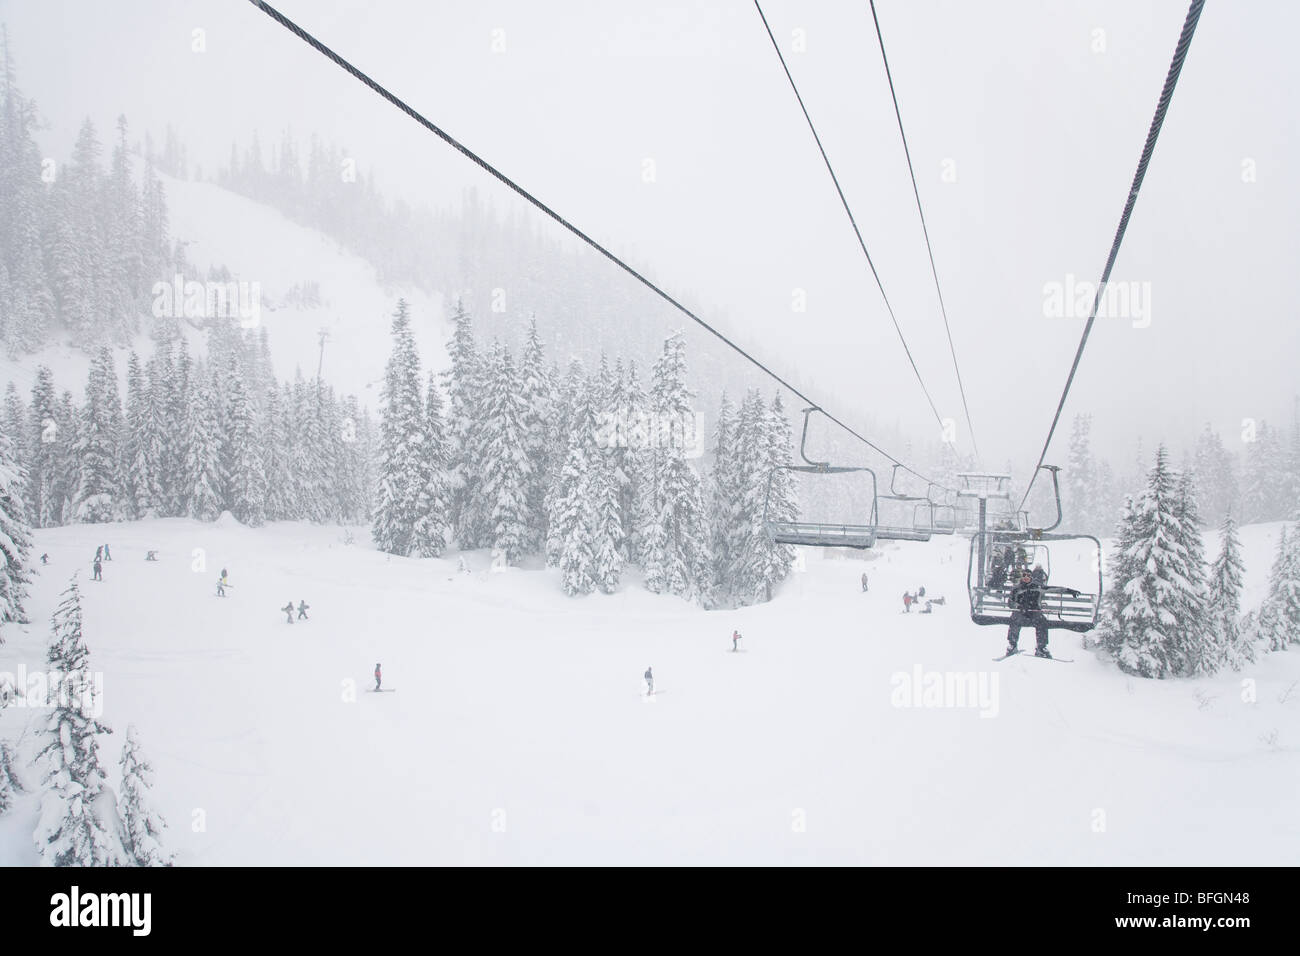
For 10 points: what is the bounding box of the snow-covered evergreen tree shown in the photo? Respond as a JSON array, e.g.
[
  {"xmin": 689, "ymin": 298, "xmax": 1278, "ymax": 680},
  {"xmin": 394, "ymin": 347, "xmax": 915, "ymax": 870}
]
[
  {"xmin": 76, "ymin": 347, "xmax": 122, "ymax": 522},
  {"xmin": 1193, "ymin": 424, "xmax": 1238, "ymax": 525},
  {"xmin": 0, "ymin": 739, "xmax": 24, "ymax": 815},
  {"xmin": 1173, "ymin": 471, "xmax": 1213, "ymax": 675},
  {"xmin": 442, "ymin": 299, "xmax": 486, "ymax": 549},
  {"xmin": 708, "ymin": 392, "xmax": 740, "ymax": 593},
  {"xmin": 1241, "ymin": 422, "xmax": 1288, "ymax": 524},
  {"xmin": 1209, "ymin": 513, "xmax": 1252, "ymax": 670},
  {"xmin": 1096, "ymin": 447, "xmax": 1200, "ymax": 678},
  {"xmin": 224, "ymin": 368, "xmax": 266, "ymax": 526},
  {"xmin": 372, "ymin": 300, "xmax": 427, "ymax": 556},
  {"xmin": 181, "ymin": 366, "xmax": 224, "ymax": 520},
  {"xmin": 27, "ymin": 365, "xmax": 57, "ymax": 527},
  {"xmin": 117, "ymin": 724, "xmax": 173, "ymax": 866},
  {"xmin": 636, "ymin": 334, "xmax": 714, "ymax": 605},
  {"xmin": 413, "ymin": 373, "xmax": 451, "ymax": 557},
  {"xmin": 519, "ymin": 318, "xmax": 554, "ymax": 553},
  {"xmin": 475, "ymin": 341, "xmax": 533, "ymax": 565},
  {"xmin": 121, "ymin": 352, "xmax": 160, "ymax": 518},
  {"xmin": 35, "ymin": 580, "xmax": 123, "ymax": 866},
  {"xmin": 0, "ymin": 415, "xmax": 32, "ymax": 627},
  {"xmin": 1250, "ymin": 526, "xmax": 1300, "ymax": 652},
  {"xmin": 262, "ymin": 384, "xmax": 296, "ymax": 520}
]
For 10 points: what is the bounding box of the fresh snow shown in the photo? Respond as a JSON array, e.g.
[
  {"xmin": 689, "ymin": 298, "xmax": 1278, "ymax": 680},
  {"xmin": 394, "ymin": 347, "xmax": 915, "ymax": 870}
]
[{"xmin": 2, "ymin": 518, "xmax": 1296, "ymax": 865}]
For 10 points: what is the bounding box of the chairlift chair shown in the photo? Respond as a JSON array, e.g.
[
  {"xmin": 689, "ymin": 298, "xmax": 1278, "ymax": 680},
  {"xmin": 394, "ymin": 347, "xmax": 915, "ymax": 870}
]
[
  {"xmin": 762, "ymin": 407, "xmax": 879, "ymax": 550},
  {"xmin": 965, "ymin": 466, "xmax": 1101, "ymax": 632}
]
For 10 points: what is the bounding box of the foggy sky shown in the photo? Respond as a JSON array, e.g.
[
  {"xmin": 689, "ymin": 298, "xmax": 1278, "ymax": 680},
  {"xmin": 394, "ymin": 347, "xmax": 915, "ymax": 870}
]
[{"xmin": 3, "ymin": 0, "xmax": 1296, "ymax": 477}]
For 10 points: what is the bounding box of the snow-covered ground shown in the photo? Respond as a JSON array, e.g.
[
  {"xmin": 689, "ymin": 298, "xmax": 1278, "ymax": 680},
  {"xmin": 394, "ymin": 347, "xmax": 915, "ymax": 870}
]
[{"xmin": 1, "ymin": 519, "xmax": 1296, "ymax": 865}]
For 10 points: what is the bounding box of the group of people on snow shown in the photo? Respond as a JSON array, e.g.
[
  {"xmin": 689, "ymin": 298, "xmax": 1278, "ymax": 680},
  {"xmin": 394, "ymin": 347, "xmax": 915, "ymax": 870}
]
[
  {"xmin": 281, "ymin": 600, "xmax": 309, "ymax": 623},
  {"xmin": 902, "ymin": 586, "xmax": 945, "ymax": 614},
  {"xmin": 90, "ymin": 543, "xmax": 111, "ymax": 581}
]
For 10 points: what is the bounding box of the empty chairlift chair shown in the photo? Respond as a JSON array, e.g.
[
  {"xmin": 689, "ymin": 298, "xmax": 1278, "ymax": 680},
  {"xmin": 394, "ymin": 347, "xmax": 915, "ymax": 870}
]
[{"xmin": 762, "ymin": 407, "xmax": 879, "ymax": 550}]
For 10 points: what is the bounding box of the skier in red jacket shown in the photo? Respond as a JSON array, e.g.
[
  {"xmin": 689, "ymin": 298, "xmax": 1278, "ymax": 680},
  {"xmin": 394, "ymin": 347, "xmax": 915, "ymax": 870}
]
[{"xmin": 374, "ymin": 663, "xmax": 382, "ymax": 692}]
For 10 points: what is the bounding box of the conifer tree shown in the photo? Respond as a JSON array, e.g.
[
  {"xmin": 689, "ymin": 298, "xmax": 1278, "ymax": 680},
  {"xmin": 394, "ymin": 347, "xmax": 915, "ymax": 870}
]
[
  {"xmin": 372, "ymin": 300, "xmax": 427, "ymax": 556},
  {"xmin": 413, "ymin": 373, "xmax": 451, "ymax": 557},
  {"xmin": 475, "ymin": 342, "xmax": 532, "ymax": 565},
  {"xmin": 1209, "ymin": 513, "xmax": 1252, "ymax": 670},
  {"xmin": 0, "ymin": 415, "xmax": 33, "ymax": 626},
  {"xmin": 35, "ymin": 580, "xmax": 123, "ymax": 866},
  {"xmin": 117, "ymin": 725, "xmax": 173, "ymax": 866}
]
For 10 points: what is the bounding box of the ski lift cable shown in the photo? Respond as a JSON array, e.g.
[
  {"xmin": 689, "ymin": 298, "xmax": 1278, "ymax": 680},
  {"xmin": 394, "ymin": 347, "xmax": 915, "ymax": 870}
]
[
  {"xmin": 244, "ymin": 0, "xmax": 955, "ymax": 495},
  {"xmin": 752, "ymin": 1, "xmax": 950, "ymax": 439},
  {"xmin": 867, "ymin": 0, "xmax": 983, "ymax": 468},
  {"xmin": 1017, "ymin": 0, "xmax": 1206, "ymax": 515}
]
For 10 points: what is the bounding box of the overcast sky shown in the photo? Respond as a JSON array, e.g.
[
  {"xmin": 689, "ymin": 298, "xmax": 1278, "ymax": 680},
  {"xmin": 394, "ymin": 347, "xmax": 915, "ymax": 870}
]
[{"xmin": 4, "ymin": 0, "xmax": 1296, "ymax": 473}]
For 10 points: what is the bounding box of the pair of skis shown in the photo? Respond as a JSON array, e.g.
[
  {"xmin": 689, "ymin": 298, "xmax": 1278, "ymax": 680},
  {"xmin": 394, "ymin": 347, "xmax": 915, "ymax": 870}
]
[{"xmin": 992, "ymin": 649, "xmax": 1072, "ymax": 663}]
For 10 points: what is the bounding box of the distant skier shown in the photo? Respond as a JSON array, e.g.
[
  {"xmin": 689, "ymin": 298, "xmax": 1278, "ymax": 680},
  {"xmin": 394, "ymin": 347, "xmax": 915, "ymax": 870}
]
[
  {"xmin": 861, "ymin": 572, "xmax": 869, "ymax": 592},
  {"xmin": 216, "ymin": 577, "xmax": 226, "ymax": 597},
  {"xmin": 40, "ymin": 553, "xmax": 49, "ymax": 565},
  {"xmin": 732, "ymin": 630, "xmax": 742, "ymax": 652},
  {"xmin": 103, "ymin": 544, "xmax": 111, "ymax": 561},
  {"xmin": 146, "ymin": 550, "xmax": 158, "ymax": 561},
  {"xmin": 918, "ymin": 586, "xmax": 926, "ymax": 599},
  {"xmin": 221, "ymin": 567, "xmax": 228, "ymax": 581},
  {"xmin": 297, "ymin": 600, "xmax": 309, "ymax": 620},
  {"xmin": 94, "ymin": 545, "xmax": 103, "ymax": 562},
  {"xmin": 282, "ymin": 601, "xmax": 295, "ymax": 623},
  {"xmin": 92, "ymin": 558, "xmax": 103, "ymax": 581},
  {"xmin": 644, "ymin": 666, "xmax": 654, "ymax": 695},
  {"xmin": 902, "ymin": 591, "xmax": 913, "ymax": 613},
  {"xmin": 374, "ymin": 663, "xmax": 382, "ymax": 692}
]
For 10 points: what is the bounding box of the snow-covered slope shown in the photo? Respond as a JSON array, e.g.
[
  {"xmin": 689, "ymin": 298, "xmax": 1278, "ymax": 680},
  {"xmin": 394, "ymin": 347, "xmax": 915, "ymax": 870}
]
[
  {"xmin": 0, "ymin": 173, "xmax": 444, "ymax": 407},
  {"xmin": 1, "ymin": 520, "xmax": 1295, "ymax": 865}
]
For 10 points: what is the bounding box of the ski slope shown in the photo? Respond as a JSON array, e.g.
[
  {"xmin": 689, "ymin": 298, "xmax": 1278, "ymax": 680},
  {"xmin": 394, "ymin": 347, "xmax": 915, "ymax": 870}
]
[
  {"xmin": 1, "ymin": 519, "xmax": 1296, "ymax": 865},
  {"xmin": 0, "ymin": 172, "xmax": 443, "ymax": 409}
]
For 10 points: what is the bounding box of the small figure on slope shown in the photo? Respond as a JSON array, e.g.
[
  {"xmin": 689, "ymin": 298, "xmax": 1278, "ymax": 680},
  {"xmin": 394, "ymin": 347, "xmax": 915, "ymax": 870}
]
[
  {"xmin": 644, "ymin": 666, "xmax": 654, "ymax": 695},
  {"xmin": 374, "ymin": 663, "xmax": 382, "ymax": 692},
  {"xmin": 92, "ymin": 557, "xmax": 103, "ymax": 581},
  {"xmin": 103, "ymin": 544, "xmax": 111, "ymax": 561},
  {"xmin": 732, "ymin": 630, "xmax": 742, "ymax": 652},
  {"xmin": 902, "ymin": 591, "xmax": 914, "ymax": 613},
  {"xmin": 216, "ymin": 578, "xmax": 226, "ymax": 597},
  {"xmin": 861, "ymin": 572, "xmax": 869, "ymax": 593},
  {"xmin": 281, "ymin": 600, "xmax": 294, "ymax": 624},
  {"xmin": 94, "ymin": 545, "xmax": 103, "ymax": 563},
  {"xmin": 146, "ymin": 551, "xmax": 158, "ymax": 561},
  {"xmin": 297, "ymin": 600, "xmax": 309, "ymax": 621},
  {"xmin": 41, "ymin": 553, "xmax": 49, "ymax": 565}
]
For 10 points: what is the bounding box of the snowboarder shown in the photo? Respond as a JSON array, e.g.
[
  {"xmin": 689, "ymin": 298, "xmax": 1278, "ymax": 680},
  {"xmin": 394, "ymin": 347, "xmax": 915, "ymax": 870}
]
[
  {"xmin": 921, "ymin": 600, "xmax": 933, "ymax": 614},
  {"xmin": 918, "ymin": 586, "xmax": 926, "ymax": 599},
  {"xmin": 282, "ymin": 601, "xmax": 295, "ymax": 623},
  {"xmin": 146, "ymin": 550, "xmax": 158, "ymax": 561},
  {"xmin": 644, "ymin": 666, "xmax": 654, "ymax": 695},
  {"xmin": 94, "ymin": 545, "xmax": 103, "ymax": 562},
  {"xmin": 216, "ymin": 578, "xmax": 226, "ymax": 597},
  {"xmin": 297, "ymin": 600, "xmax": 309, "ymax": 620},
  {"xmin": 374, "ymin": 663, "xmax": 382, "ymax": 692},
  {"xmin": 732, "ymin": 630, "xmax": 742, "ymax": 652},
  {"xmin": 861, "ymin": 572, "xmax": 869, "ymax": 592},
  {"xmin": 1006, "ymin": 569, "xmax": 1051, "ymax": 657},
  {"xmin": 902, "ymin": 591, "xmax": 914, "ymax": 613},
  {"xmin": 92, "ymin": 558, "xmax": 103, "ymax": 581},
  {"xmin": 103, "ymin": 544, "xmax": 111, "ymax": 561}
]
